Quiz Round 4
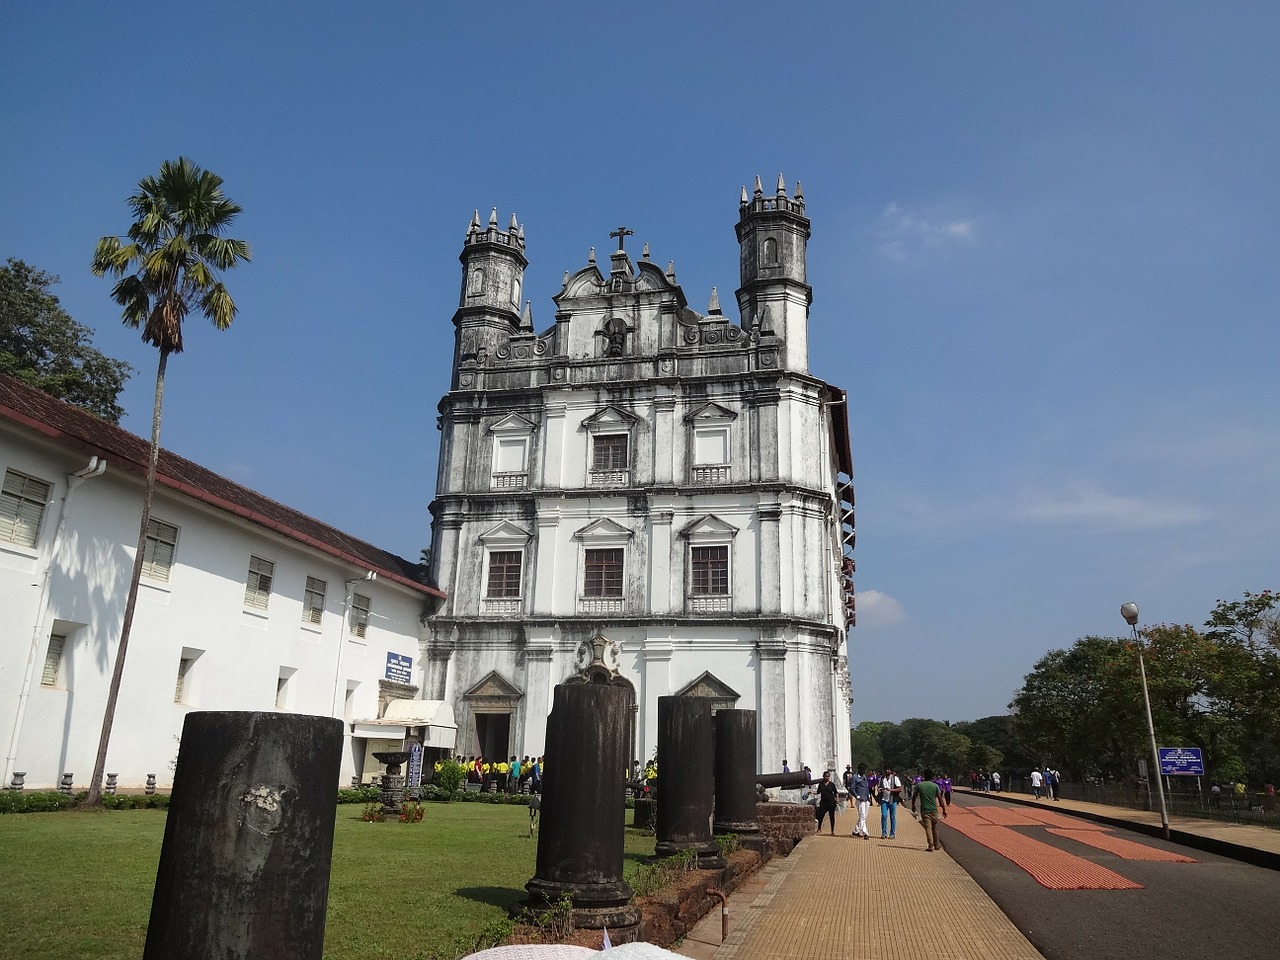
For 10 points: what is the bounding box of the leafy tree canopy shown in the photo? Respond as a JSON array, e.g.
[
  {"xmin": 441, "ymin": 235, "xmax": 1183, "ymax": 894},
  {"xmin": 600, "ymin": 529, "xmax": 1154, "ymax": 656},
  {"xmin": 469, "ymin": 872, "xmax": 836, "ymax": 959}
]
[
  {"xmin": 1008, "ymin": 590, "xmax": 1280, "ymax": 786},
  {"xmin": 0, "ymin": 258, "xmax": 132, "ymax": 422}
]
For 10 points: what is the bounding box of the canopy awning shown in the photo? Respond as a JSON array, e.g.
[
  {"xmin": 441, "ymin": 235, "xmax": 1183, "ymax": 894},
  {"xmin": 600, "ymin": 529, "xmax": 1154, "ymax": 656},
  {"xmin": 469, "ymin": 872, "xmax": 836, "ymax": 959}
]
[{"xmin": 351, "ymin": 698, "xmax": 457, "ymax": 749}]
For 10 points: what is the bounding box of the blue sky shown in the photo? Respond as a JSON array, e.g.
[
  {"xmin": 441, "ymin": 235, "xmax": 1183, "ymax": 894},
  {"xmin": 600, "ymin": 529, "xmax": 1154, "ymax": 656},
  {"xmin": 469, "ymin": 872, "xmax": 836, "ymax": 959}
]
[{"xmin": 4, "ymin": 2, "xmax": 1277, "ymax": 724}]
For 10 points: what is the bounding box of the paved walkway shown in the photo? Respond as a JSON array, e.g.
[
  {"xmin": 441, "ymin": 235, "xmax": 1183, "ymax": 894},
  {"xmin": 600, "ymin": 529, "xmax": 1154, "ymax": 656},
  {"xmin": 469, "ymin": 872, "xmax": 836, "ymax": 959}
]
[
  {"xmin": 674, "ymin": 792, "xmax": 1279, "ymax": 960},
  {"xmin": 677, "ymin": 803, "xmax": 1042, "ymax": 960}
]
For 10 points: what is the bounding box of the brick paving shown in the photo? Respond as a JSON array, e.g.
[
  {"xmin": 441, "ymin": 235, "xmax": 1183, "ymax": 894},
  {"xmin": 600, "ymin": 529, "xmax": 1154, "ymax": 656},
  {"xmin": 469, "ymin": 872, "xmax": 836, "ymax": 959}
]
[
  {"xmin": 674, "ymin": 791, "xmax": 1279, "ymax": 960},
  {"xmin": 677, "ymin": 805, "xmax": 1044, "ymax": 960}
]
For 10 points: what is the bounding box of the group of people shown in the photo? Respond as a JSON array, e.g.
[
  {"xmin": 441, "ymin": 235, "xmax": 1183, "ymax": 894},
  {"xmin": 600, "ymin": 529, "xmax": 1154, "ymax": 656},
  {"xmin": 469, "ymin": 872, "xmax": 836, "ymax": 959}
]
[
  {"xmin": 1029, "ymin": 766, "xmax": 1061, "ymax": 800},
  {"xmin": 969, "ymin": 769, "xmax": 1002, "ymax": 792},
  {"xmin": 437, "ymin": 754, "xmax": 544, "ymax": 794},
  {"xmin": 802, "ymin": 763, "xmax": 952, "ymax": 853}
]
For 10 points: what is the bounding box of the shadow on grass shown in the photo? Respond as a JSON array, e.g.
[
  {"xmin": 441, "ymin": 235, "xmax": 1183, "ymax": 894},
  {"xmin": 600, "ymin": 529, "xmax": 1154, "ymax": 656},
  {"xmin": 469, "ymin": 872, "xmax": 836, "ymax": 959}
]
[{"xmin": 456, "ymin": 886, "xmax": 526, "ymax": 910}]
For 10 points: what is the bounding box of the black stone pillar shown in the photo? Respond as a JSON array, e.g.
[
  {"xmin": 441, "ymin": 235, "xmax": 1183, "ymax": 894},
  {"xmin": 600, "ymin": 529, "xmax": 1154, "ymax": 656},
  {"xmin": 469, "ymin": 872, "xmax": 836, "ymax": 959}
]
[
  {"xmin": 655, "ymin": 696, "xmax": 723, "ymax": 867},
  {"xmin": 143, "ymin": 711, "xmax": 343, "ymax": 960},
  {"xmin": 526, "ymin": 683, "xmax": 640, "ymax": 938},
  {"xmin": 713, "ymin": 708, "xmax": 759, "ymax": 834}
]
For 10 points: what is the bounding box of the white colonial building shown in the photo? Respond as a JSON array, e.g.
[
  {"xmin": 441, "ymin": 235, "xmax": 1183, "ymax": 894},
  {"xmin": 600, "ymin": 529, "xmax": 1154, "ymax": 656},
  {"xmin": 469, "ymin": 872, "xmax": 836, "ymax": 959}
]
[
  {"xmin": 423, "ymin": 176, "xmax": 856, "ymax": 773},
  {"xmin": 0, "ymin": 374, "xmax": 449, "ymax": 791}
]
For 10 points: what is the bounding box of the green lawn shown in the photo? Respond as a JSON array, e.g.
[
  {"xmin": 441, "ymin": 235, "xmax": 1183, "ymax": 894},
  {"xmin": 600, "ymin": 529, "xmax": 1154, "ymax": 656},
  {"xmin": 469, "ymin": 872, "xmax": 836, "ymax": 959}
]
[{"xmin": 0, "ymin": 804, "xmax": 658, "ymax": 960}]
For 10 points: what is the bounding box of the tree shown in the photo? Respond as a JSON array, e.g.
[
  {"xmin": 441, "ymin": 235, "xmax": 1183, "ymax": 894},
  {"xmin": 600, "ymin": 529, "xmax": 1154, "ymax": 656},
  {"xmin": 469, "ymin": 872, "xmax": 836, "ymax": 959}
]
[
  {"xmin": 83, "ymin": 158, "xmax": 250, "ymax": 807},
  {"xmin": 0, "ymin": 258, "xmax": 132, "ymax": 421}
]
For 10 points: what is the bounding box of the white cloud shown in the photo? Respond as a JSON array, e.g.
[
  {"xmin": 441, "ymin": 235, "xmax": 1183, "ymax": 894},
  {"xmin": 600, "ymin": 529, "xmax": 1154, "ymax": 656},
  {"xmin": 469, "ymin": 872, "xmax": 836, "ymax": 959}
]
[
  {"xmin": 1012, "ymin": 483, "xmax": 1208, "ymax": 530},
  {"xmin": 854, "ymin": 589, "xmax": 907, "ymax": 628},
  {"xmin": 876, "ymin": 202, "xmax": 977, "ymax": 261}
]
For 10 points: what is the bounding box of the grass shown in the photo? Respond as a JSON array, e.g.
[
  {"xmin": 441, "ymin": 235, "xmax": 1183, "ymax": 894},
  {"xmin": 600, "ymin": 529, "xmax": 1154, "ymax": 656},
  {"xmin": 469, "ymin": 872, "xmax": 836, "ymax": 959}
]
[{"xmin": 0, "ymin": 803, "xmax": 660, "ymax": 960}]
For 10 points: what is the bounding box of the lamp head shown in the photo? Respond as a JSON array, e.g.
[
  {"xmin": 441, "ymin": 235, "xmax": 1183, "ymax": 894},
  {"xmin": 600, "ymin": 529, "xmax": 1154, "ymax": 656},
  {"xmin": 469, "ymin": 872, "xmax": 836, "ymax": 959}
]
[{"xmin": 1120, "ymin": 602, "xmax": 1140, "ymax": 626}]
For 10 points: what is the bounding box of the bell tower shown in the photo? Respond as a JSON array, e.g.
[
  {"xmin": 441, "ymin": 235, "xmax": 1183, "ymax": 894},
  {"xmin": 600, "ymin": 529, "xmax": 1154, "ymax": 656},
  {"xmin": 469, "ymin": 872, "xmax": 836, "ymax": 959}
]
[
  {"xmin": 734, "ymin": 175, "xmax": 812, "ymax": 373},
  {"xmin": 452, "ymin": 208, "xmax": 527, "ymax": 384}
]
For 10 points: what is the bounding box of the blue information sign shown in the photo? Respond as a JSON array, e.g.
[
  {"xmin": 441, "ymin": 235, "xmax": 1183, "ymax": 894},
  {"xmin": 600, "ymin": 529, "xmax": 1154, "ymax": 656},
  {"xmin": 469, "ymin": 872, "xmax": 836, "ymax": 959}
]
[
  {"xmin": 385, "ymin": 652, "xmax": 413, "ymax": 684},
  {"xmin": 407, "ymin": 742, "xmax": 423, "ymax": 789},
  {"xmin": 1159, "ymin": 747, "xmax": 1204, "ymax": 776}
]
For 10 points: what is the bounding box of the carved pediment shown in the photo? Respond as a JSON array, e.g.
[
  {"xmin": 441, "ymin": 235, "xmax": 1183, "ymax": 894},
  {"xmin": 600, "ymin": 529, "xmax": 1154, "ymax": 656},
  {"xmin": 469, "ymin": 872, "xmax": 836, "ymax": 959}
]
[
  {"xmin": 559, "ymin": 265, "xmax": 606, "ymax": 300},
  {"xmin": 581, "ymin": 405, "xmax": 639, "ymax": 430},
  {"xmin": 478, "ymin": 519, "xmax": 532, "ymax": 546},
  {"xmin": 489, "ymin": 413, "xmax": 537, "ymax": 435},
  {"xmin": 463, "ymin": 670, "xmax": 523, "ymax": 700},
  {"xmin": 670, "ymin": 670, "xmax": 742, "ymax": 711},
  {"xmin": 573, "ymin": 517, "xmax": 634, "ymax": 542},
  {"xmin": 684, "ymin": 402, "xmax": 737, "ymax": 423},
  {"xmin": 678, "ymin": 514, "xmax": 739, "ymax": 540}
]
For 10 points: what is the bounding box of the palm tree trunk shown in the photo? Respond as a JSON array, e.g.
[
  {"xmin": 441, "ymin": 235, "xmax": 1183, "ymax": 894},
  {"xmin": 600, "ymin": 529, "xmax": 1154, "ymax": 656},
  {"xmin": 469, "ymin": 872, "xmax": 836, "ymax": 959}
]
[{"xmin": 83, "ymin": 351, "xmax": 168, "ymax": 807}]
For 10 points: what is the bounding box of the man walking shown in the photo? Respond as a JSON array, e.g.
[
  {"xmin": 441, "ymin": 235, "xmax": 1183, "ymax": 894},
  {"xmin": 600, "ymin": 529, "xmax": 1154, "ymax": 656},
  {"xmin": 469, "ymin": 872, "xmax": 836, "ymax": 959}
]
[
  {"xmin": 849, "ymin": 762, "xmax": 872, "ymax": 838},
  {"xmin": 878, "ymin": 765, "xmax": 903, "ymax": 839},
  {"xmin": 911, "ymin": 768, "xmax": 949, "ymax": 852},
  {"xmin": 1030, "ymin": 767, "xmax": 1043, "ymax": 799},
  {"xmin": 815, "ymin": 770, "xmax": 839, "ymax": 835}
]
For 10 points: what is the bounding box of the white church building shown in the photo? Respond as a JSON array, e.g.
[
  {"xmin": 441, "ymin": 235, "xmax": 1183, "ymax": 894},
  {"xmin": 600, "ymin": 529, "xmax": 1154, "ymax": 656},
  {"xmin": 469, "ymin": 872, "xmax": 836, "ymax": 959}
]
[
  {"xmin": 423, "ymin": 176, "xmax": 856, "ymax": 774},
  {"xmin": 0, "ymin": 374, "xmax": 450, "ymax": 791}
]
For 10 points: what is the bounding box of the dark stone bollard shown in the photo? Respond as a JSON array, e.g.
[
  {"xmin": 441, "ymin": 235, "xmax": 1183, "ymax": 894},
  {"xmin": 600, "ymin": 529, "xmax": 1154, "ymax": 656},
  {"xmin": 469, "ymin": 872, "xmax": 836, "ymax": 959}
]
[
  {"xmin": 105, "ymin": 773, "xmax": 118, "ymax": 795},
  {"xmin": 713, "ymin": 709, "xmax": 759, "ymax": 834},
  {"xmin": 9, "ymin": 772, "xmax": 25, "ymax": 791},
  {"xmin": 655, "ymin": 696, "xmax": 723, "ymax": 867},
  {"xmin": 143, "ymin": 711, "xmax": 343, "ymax": 960},
  {"xmin": 526, "ymin": 683, "xmax": 640, "ymax": 939},
  {"xmin": 59, "ymin": 772, "xmax": 73, "ymax": 794},
  {"xmin": 145, "ymin": 774, "xmax": 157, "ymax": 795}
]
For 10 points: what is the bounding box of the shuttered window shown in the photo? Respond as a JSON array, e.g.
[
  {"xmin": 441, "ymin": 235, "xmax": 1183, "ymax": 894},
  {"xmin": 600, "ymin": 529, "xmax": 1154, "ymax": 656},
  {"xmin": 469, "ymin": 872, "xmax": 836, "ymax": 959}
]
[
  {"xmin": 350, "ymin": 592, "xmax": 371, "ymax": 639},
  {"xmin": 41, "ymin": 634, "xmax": 66, "ymax": 687},
  {"xmin": 303, "ymin": 576, "xmax": 327, "ymax": 625},
  {"xmin": 1, "ymin": 470, "xmax": 51, "ymax": 548},
  {"xmin": 142, "ymin": 519, "xmax": 179, "ymax": 582},
  {"xmin": 244, "ymin": 556, "xmax": 274, "ymax": 609}
]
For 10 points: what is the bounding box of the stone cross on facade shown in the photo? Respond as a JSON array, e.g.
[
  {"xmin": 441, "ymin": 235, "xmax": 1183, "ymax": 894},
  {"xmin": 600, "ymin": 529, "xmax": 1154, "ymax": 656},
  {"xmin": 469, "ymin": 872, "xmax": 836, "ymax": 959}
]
[{"xmin": 609, "ymin": 226, "xmax": 633, "ymax": 251}]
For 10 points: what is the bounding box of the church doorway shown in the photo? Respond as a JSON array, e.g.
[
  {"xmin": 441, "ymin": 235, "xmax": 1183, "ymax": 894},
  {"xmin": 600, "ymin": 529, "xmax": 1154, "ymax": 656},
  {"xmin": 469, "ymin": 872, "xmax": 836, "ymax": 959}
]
[{"xmin": 473, "ymin": 713, "xmax": 511, "ymax": 760}]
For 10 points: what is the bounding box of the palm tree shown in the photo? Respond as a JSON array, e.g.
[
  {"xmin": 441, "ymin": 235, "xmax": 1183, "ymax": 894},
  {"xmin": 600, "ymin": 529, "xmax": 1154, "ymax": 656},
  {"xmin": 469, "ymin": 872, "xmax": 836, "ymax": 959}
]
[{"xmin": 83, "ymin": 157, "xmax": 250, "ymax": 807}]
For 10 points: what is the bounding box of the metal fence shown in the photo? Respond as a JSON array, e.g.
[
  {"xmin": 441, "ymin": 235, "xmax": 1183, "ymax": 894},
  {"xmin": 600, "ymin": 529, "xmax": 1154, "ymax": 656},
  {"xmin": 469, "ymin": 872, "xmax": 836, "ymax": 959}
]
[{"xmin": 1004, "ymin": 778, "xmax": 1280, "ymax": 830}]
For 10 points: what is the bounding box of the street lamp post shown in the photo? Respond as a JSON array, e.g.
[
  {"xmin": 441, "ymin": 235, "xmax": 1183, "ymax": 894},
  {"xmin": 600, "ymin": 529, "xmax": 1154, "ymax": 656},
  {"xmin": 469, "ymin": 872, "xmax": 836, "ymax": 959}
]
[{"xmin": 1121, "ymin": 602, "xmax": 1171, "ymax": 841}]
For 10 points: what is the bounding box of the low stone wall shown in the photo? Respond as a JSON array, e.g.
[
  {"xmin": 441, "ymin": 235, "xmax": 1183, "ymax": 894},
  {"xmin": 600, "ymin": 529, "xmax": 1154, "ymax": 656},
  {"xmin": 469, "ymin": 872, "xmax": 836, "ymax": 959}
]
[
  {"xmin": 638, "ymin": 849, "xmax": 761, "ymax": 946},
  {"xmin": 756, "ymin": 801, "xmax": 815, "ymax": 853}
]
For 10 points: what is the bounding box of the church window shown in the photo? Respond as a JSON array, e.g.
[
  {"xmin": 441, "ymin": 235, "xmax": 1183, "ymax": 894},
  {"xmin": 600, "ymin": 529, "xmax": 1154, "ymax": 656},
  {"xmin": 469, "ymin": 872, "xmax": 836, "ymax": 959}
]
[
  {"xmin": 244, "ymin": 555, "xmax": 275, "ymax": 610},
  {"xmin": 692, "ymin": 425, "xmax": 731, "ymax": 483},
  {"xmin": 592, "ymin": 435, "xmax": 628, "ymax": 472},
  {"xmin": 142, "ymin": 519, "xmax": 179, "ymax": 582},
  {"xmin": 485, "ymin": 550, "xmax": 523, "ymax": 598},
  {"xmin": 690, "ymin": 546, "xmax": 729, "ymax": 595},
  {"xmin": 489, "ymin": 415, "xmax": 536, "ymax": 490},
  {"xmin": 1, "ymin": 469, "xmax": 51, "ymax": 548},
  {"xmin": 303, "ymin": 576, "xmax": 327, "ymax": 625},
  {"xmin": 583, "ymin": 548, "xmax": 624, "ymax": 597},
  {"xmin": 762, "ymin": 237, "xmax": 779, "ymax": 266},
  {"xmin": 467, "ymin": 266, "xmax": 485, "ymax": 297}
]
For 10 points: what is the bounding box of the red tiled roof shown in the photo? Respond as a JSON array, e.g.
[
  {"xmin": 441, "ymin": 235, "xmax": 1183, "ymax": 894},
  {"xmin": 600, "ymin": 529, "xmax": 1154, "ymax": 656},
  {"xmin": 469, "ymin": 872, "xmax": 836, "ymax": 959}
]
[{"xmin": 0, "ymin": 374, "xmax": 444, "ymax": 600}]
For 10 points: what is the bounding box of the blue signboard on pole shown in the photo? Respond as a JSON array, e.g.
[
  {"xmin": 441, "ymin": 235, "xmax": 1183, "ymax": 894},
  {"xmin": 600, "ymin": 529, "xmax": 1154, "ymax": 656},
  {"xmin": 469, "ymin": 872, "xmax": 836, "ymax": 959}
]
[
  {"xmin": 385, "ymin": 652, "xmax": 413, "ymax": 684},
  {"xmin": 407, "ymin": 742, "xmax": 423, "ymax": 789},
  {"xmin": 1159, "ymin": 747, "xmax": 1204, "ymax": 776}
]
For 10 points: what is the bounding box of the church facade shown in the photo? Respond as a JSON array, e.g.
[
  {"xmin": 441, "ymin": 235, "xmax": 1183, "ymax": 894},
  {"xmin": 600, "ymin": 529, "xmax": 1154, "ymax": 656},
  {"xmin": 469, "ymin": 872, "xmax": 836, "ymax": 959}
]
[{"xmin": 423, "ymin": 177, "xmax": 855, "ymax": 774}]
